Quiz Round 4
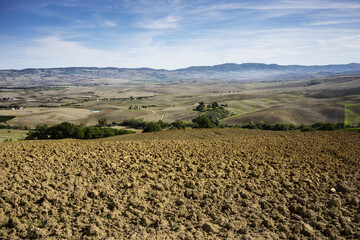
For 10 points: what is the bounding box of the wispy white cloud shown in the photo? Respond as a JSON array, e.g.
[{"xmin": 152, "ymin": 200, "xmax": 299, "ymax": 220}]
[
  {"xmin": 206, "ymin": 0, "xmax": 360, "ymax": 11},
  {"xmin": 305, "ymin": 19, "xmax": 360, "ymax": 26},
  {"xmin": 6, "ymin": 24, "xmax": 357, "ymax": 70},
  {"xmin": 21, "ymin": 36, "xmax": 121, "ymax": 67},
  {"xmin": 102, "ymin": 20, "xmax": 117, "ymax": 27},
  {"xmin": 140, "ymin": 16, "xmax": 180, "ymax": 30}
]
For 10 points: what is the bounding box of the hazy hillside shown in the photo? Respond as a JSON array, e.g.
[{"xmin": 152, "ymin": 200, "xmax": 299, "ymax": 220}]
[{"xmin": 1, "ymin": 63, "xmax": 360, "ymax": 87}]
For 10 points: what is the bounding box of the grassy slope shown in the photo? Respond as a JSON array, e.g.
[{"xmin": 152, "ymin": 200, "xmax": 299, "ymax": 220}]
[
  {"xmin": 0, "ymin": 129, "xmax": 28, "ymax": 141},
  {"xmin": 344, "ymin": 103, "xmax": 360, "ymax": 126}
]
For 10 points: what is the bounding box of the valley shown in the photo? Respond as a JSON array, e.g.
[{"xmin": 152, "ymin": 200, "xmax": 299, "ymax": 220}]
[{"xmin": 1, "ymin": 72, "xmax": 360, "ymax": 129}]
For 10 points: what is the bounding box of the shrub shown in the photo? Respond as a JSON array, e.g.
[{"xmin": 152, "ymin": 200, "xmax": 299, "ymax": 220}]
[
  {"xmin": 171, "ymin": 119, "xmax": 187, "ymax": 129},
  {"xmin": 312, "ymin": 122, "xmax": 336, "ymax": 131},
  {"xmin": 242, "ymin": 121, "xmax": 257, "ymax": 129},
  {"xmin": 122, "ymin": 118, "xmax": 148, "ymax": 129},
  {"xmin": 192, "ymin": 116, "xmax": 215, "ymax": 128},
  {"xmin": 25, "ymin": 122, "xmax": 134, "ymax": 140},
  {"xmin": 157, "ymin": 120, "xmax": 170, "ymax": 129},
  {"xmin": 143, "ymin": 122, "xmax": 162, "ymax": 132},
  {"xmin": 194, "ymin": 101, "xmax": 206, "ymax": 112},
  {"xmin": 97, "ymin": 118, "xmax": 107, "ymax": 127},
  {"xmin": 299, "ymin": 125, "xmax": 315, "ymax": 132}
]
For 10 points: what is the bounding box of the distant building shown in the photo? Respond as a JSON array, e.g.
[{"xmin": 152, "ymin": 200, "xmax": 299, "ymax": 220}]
[
  {"xmin": 47, "ymin": 97, "xmax": 60, "ymax": 102},
  {"xmin": 128, "ymin": 105, "xmax": 142, "ymax": 110}
]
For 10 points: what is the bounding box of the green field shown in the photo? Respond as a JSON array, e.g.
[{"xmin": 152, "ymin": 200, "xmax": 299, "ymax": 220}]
[
  {"xmin": 344, "ymin": 103, "xmax": 360, "ymax": 126},
  {"xmin": 0, "ymin": 129, "xmax": 28, "ymax": 142},
  {"xmin": 0, "ymin": 116, "xmax": 16, "ymax": 123}
]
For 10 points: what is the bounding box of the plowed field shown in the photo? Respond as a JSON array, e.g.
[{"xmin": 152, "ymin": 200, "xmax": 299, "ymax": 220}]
[{"xmin": 0, "ymin": 129, "xmax": 359, "ymax": 239}]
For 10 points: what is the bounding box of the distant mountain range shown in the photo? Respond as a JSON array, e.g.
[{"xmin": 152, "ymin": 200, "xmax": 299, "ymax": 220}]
[
  {"xmin": 1, "ymin": 63, "xmax": 360, "ymax": 87},
  {"xmin": 177, "ymin": 63, "xmax": 360, "ymax": 72}
]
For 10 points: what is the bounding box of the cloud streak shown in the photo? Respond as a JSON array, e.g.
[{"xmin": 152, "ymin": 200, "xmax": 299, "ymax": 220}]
[{"xmin": 140, "ymin": 16, "xmax": 180, "ymax": 30}]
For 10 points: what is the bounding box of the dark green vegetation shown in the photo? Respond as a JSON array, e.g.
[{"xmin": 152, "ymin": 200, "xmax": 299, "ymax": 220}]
[
  {"xmin": 118, "ymin": 116, "xmax": 360, "ymax": 133},
  {"xmin": 0, "ymin": 116, "xmax": 15, "ymax": 122},
  {"xmin": 143, "ymin": 122, "xmax": 162, "ymax": 133},
  {"xmin": 25, "ymin": 122, "xmax": 134, "ymax": 140},
  {"xmin": 201, "ymin": 107, "xmax": 233, "ymax": 123},
  {"xmin": 120, "ymin": 118, "xmax": 188, "ymax": 133},
  {"xmin": 192, "ymin": 116, "xmax": 216, "ymax": 128},
  {"xmin": 241, "ymin": 121, "xmax": 358, "ymax": 132},
  {"xmin": 121, "ymin": 118, "xmax": 148, "ymax": 129},
  {"xmin": 9, "ymin": 115, "xmax": 360, "ymax": 142},
  {"xmin": 194, "ymin": 102, "xmax": 233, "ymax": 122}
]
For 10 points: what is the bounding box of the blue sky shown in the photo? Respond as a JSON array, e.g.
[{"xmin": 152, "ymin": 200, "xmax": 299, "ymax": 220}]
[{"xmin": 0, "ymin": 0, "xmax": 360, "ymax": 69}]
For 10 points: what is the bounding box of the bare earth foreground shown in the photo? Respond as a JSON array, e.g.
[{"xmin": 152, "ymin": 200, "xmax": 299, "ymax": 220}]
[{"xmin": 0, "ymin": 129, "xmax": 359, "ymax": 239}]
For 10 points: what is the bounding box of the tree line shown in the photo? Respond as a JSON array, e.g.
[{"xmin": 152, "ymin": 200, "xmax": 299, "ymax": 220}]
[
  {"xmin": 20, "ymin": 116, "xmax": 360, "ymax": 141},
  {"xmin": 118, "ymin": 117, "xmax": 358, "ymax": 132},
  {"xmin": 25, "ymin": 122, "xmax": 134, "ymax": 140}
]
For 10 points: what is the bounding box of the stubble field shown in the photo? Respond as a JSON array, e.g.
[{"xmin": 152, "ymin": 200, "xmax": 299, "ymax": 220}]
[{"xmin": 0, "ymin": 129, "xmax": 359, "ymax": 239}]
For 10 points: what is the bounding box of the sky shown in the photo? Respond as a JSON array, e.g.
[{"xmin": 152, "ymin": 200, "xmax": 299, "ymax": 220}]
[{"xmin": 0, "ymin": 0, "xmax": 360, "ymax": 70}]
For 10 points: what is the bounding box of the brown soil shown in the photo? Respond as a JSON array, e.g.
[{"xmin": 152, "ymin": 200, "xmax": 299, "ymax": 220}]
[{"xmin": 0, "ymin": 129, "xmax": 359, "ymax": 239}]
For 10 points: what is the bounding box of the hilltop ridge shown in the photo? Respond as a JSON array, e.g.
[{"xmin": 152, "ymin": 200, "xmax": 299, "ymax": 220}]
[{"xmin": 1, "ymin": 63, "xmax": 360, "ymax": 87}]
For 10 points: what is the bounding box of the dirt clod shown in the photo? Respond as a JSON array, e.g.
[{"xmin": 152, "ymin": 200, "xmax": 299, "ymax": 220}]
[{"xmin": 0, "ymin": 129, "xmax": 359, "ymax": 239}]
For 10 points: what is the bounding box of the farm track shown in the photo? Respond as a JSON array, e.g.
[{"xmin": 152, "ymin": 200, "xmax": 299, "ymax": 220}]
[{"xmin": 0, "ymin": 129, "xmax": 359, "ymax": 239}]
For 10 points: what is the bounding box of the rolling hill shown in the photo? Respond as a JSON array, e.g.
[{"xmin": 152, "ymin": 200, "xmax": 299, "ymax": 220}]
[{"xmin": 1, "ymin": 63, "xmax": 360, "ymax": 87}]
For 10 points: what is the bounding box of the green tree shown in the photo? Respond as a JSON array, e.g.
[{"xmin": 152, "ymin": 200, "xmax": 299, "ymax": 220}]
[
  {"xmin": 157, "ymin": 120, "xmax": 170, "ymax": 129},
  {"xmin": 84, "ymin": 127, "xmax": 96, "ymax": 139},
  {"xmin": 25, "ymin": 124, "xmax": 50, "ymax": 140},
  {"xmin": 171, "ymin": 119, "xmax": 187, "ymax": 129},
  {"xmin": 49, "ymin": 122, "xmax": 76, "ymax": 139},
  {"xmin": 211, "ymin": 102, "xmax": 219, "ymax": 109},
  {"xmin": 192, "ymin": 116, "xmax": 215, "ymax": 128},
  {"xmin": 143, "ymin": 122, "xmax": 162, "ymax": 132},
  {"xmin": 97, "ymin": 118, "xmax": 107, "ymax": 127},
  {"xmin": 195, "ymin": 101, "xmax": 205, "ymax": 112},
  {"xmin": 122, "ymin": 118, "xmax": 147, "ymax": 129},
  {"xmin": 74, "ymin": 127, "xmax": 85, "ymax": 139}
]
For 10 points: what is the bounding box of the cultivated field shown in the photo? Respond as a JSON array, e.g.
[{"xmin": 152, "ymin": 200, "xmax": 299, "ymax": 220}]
[
  {"xmin": 0, "ymin": 76, "xmax": 360, "ymax": 127},
  {"xmin": 1, "ymin": 75, "xmax": 360, "ymax": 127},
  {"xmin": 0, "ymin": 129, "xmax": 359, "ymax": 239}
]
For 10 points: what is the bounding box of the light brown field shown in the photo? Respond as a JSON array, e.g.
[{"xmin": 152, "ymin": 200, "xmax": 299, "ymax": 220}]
[
  {"xmin": 0, "ymin": 129, "xmax": 359, "ymax": 239},
  {"xmin": 1, "ymin": 75, "xmax": 359, "ymax": 127}
]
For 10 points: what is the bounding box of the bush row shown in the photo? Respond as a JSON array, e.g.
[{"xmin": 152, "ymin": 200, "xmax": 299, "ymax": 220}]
[
  {"xmin": 241, "ymin": 121, "xmax": 353, "ymax": 131},
  {"xmin": 119, "ymin": 117, "xmax": 358, "ymax": 133},
  {"xmin": 23, "ymin": 117, "xmax": 359, "ymax": 141},
  {"xmin": 119, "ymin": 118, "xmax": 192, "ymax": 132},
  {"xmin": 25, "ymin": 122, "xmax": 134, "ymax": 140}
]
